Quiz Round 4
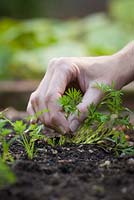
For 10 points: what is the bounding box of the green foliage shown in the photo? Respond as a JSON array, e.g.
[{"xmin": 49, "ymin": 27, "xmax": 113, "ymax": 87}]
[
  {"xmin": 110, "ymin": 0, "xmax": 134, "ymax": 30},
  {"xmin": 59, "ymin": 88, "xmax": 82, "ymax": 117},
  {"xmin": 0, "ymin": 112, "xmax": 45, "ymax": 187},
  {"xmin": 0, "ymin": 159, "xmax": 16, "ymax": 188},
  {"xmin": 0, "ymin": 0, "xmax": 133, "ymax": 79},
  {"xmin": 12, "ymin": 121, "xmax": 44, "ymax": 160},
  {"xmin": 0, "ymin": 112, "xmax": 45, "ymax": 160},
  {"xmin": 95, "ymin": 83, "xmax": 124, "ymax": 114},
  {"xmin": 59, "ymin": 84, "xmax": 134, "ymax": 156},
  {"xmin": 86, "ymin": 21, "xmax": 131, "ymax": 55},
  {"xmin": 0, "ymin": 119, "xmax": 14, "ymax": 162},
  {"xmin": 13, "ymin": 120, "xmax": 26, "ymax": 134}
]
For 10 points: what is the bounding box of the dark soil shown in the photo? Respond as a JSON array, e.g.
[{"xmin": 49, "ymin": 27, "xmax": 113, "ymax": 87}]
[{"xmin": 0, "ymin": 125, "xmax": 134, "ymax": 200}]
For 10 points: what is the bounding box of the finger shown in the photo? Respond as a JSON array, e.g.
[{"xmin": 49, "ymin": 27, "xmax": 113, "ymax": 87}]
[
  {"xmin": 47, "ymin": 100, "xmax": 69, "ymax": 134},
  {"xmin": 26, "ymin": 102, "xmax": 37, "ymax": 123},
  {"xmin": 68, "ymin": 86, "xmax": 103, "ymax": 132},
  {"xmin": 36, "ymin": 102, "xmax": 50, "ymax": 126},
  {"xmin": 38, "ymin": 58, "xmax": 58, "ymax": 93},
  {"xmin": 44, "ymin": 67, "xmax": 72, "ymax": 132},
  {"xmin": 26, "ymin": 59, "xmax": 58, "ymax": 124}
]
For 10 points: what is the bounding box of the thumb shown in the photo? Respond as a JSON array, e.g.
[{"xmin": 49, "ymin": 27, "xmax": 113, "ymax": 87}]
[{"xmin": 68, "ymin": 86, "xmax": 103, "ymax": 133}]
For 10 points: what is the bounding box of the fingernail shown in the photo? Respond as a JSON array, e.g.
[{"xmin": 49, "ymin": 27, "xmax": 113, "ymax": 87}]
[{"xmin": 69, "ymin": 119, "xmax": 80, "ymax": 132}]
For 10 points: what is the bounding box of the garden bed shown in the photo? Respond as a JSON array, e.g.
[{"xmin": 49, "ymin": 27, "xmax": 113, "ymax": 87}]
[
  {"xmin": 1, "ymin": 83, "xmax": 134, "ymax": 200},
  {"xmin": 0, "ymin": 138, "xmax": 134, "ymax": 200}
]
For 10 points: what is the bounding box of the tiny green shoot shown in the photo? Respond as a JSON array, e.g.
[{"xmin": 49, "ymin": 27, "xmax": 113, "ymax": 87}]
[
  {"xmin": 12, "ymin": 121, "xmax": 44, "ymax": 160},
  {"xmin": 0, "ymin": 119, "xmax": 14, "ymax": 162}
]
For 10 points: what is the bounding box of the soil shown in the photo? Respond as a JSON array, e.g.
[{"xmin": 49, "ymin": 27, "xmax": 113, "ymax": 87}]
[{"xmin": 0, "ymin": 125, "xmax": 134, "ymax": 200}]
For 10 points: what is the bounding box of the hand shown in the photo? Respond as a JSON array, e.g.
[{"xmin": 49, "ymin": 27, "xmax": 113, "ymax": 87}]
[{"xmin": 27, "ymin": 42, "xmax": 134, "ymax": 133}]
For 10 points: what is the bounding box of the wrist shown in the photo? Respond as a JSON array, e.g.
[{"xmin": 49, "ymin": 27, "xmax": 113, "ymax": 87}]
[{"xmin": 113, "ymin": 41, "xmax": 134, "ymax": 89}]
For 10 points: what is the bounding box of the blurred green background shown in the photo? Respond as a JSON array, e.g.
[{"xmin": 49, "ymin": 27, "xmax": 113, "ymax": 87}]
[{"xmin": 0, "ymin": 0, "xmax": 134, "ymax": 80}]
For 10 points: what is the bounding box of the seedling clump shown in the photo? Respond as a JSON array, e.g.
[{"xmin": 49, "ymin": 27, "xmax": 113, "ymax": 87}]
[
  {"xmin": 12, "ymin": 121, "xmax": 45, "ymax": 160},
  {"xmin": 59, "ymin": 88, "xmax": 82, "ymax": 117},
  {"xmin": 59, "ymin": 83, "xmax": 134, "ymax": 155}
]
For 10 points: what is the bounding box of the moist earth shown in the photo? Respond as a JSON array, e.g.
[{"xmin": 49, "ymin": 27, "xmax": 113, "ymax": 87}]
[{"xmin": 0, "ymin": 139, "xmax": 134, "ymax": 200}]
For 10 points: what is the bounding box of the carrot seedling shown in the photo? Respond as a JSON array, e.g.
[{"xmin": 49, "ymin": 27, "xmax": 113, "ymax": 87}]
[
  {"xmin": 0, "ymin": 119, "xmax": 14, "ymax": 162},
  {"xmin": 12, "ymin": 121, "xmax": 44, "ymax": 159},
  {"xmin": 58, "ymin": 84, "xmax": 134, "ymax": 155}
]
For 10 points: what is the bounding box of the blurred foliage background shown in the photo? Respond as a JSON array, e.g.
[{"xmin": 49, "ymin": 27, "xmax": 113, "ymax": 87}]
[{"xmin": 0, "ymin": 0, "xmax": 134, "ymax": 80}]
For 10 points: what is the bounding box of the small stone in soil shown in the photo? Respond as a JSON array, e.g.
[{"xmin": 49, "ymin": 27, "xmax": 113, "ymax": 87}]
[
  {"xmin": 51, "ymin": 149, "xmax": 58, "ymax": 154},
  {"xmin": 89, "ymin": 149, "xmax": 94, "ymax": 153},
  {"xmin": 127, "ymin": 158, "xmax": 134, "ymax": 165},
  {"xmin": 121, "ymin": 187, "xmax": 127, "ymax": 194},
  {"xmin": 99, "ymin": 160, "xmax": 111, "ymax": 167}
]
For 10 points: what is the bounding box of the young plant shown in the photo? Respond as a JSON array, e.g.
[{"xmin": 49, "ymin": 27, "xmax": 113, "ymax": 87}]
[
  {"xmin": 12, "ymin": 120, "xmax": 44, "ymax": 159},
  {"xmin": 0, "ymin": 158, "xmax": 16, "ymax": 188},
  {"xmin": 58, "ymin": 84, "xmax": 134, "ymax": 155},
  {"xmin": 0, "ymin": 109, "xmax": 48, "ymax": 160},
  {"xmin": 0, "ymin": 119, "xmax": 14, "ymax": 162},
  {"xmin": 59, "ymin": 88, "xmax": 82, "ymax": 117}
]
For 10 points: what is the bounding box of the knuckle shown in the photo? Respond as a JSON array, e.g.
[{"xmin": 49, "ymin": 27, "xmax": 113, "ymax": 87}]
[
  {"xmin": 30, "ymin": 92, "xmax": 39, "ymax": 105},
  {"xmin": 48, "ymin": 57, "xmax": 71, "ymax": 73},
  {"xmin": 45, "ymin": 92, "xmax": 54, "ymax": 103},
  {"xmin": 48, "ymin": 58, "xmax": 58, "ymax": 70},
  {"xmin": 56, "ymin": 57, "xmax": 71, "ymax": 71},
  {"xmin": 57, "ymin": 57, "xmax": 68, "ymax": 65}
]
